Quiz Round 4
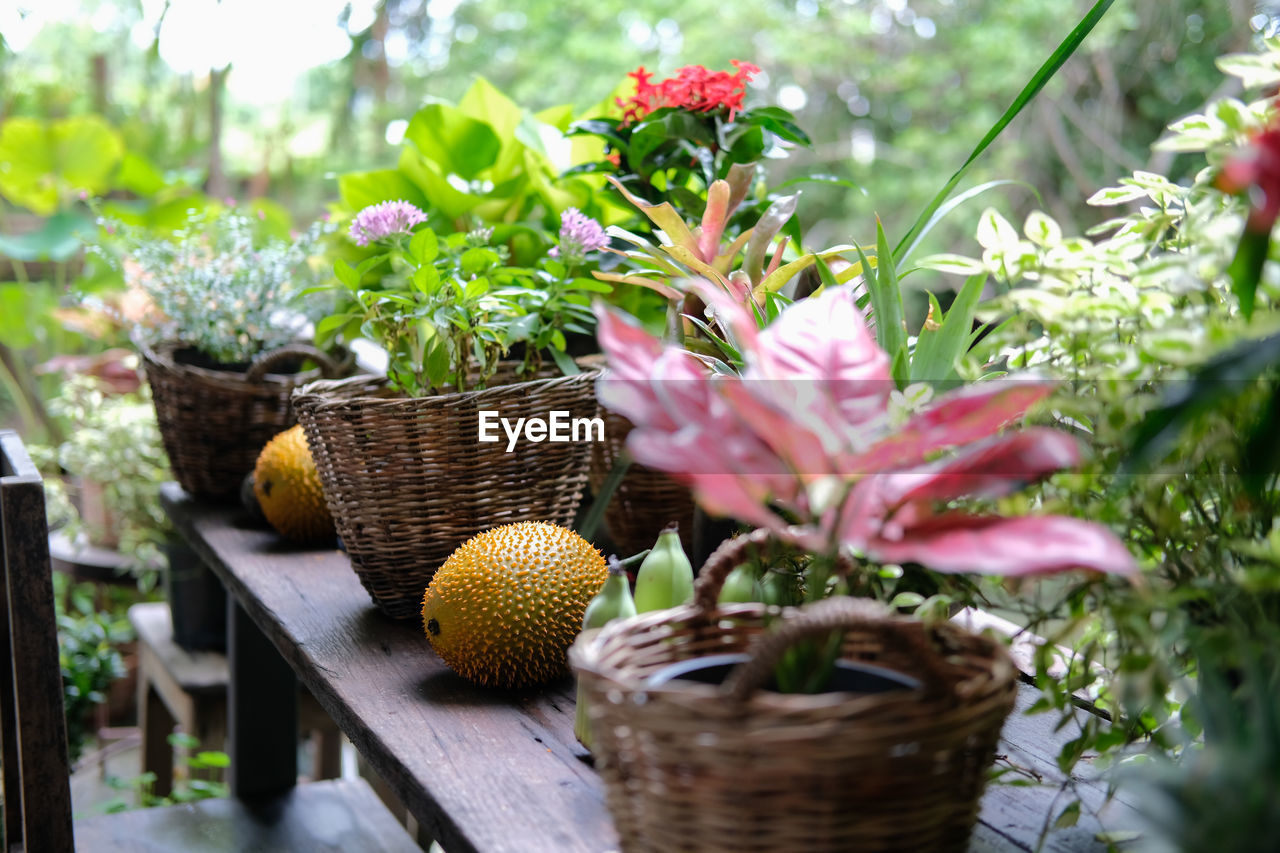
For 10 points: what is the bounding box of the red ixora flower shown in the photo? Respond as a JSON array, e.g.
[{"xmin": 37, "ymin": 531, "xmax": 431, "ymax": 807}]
[
  {"xmin": 617, "ymin": 60, "xmax": 761, "ymax": 125},
  {"xmin": 1217, "ymin": 121, "xmax": 1280, "ymax": 233}
]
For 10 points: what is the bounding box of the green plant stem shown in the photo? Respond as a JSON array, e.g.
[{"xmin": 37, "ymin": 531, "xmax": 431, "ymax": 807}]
[
  {"xmin": 0, "ymin": 342, "xmax": 62, "ymax": 443},
  {"xmin": 894, "ymin": 0, "xmax": 1116, "ymax": 266}
]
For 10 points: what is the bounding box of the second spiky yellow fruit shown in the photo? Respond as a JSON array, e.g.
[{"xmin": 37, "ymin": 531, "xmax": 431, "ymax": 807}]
[
  {"xmin": 421, "ymin": 522, "xmax": 608, "ymax": 688},
  {"xmin": 253, "ymin": 425, "xmax": 333, "ymax": 546}
]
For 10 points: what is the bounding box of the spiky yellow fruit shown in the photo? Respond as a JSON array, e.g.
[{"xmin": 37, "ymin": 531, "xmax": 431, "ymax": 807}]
[
  {"xmin": 252, "ymin": 425, "xmax": 334, "ymax": 546},
  {"xmin": 421, "ymin": 522, "xmax": 608, "ymax": 688}
]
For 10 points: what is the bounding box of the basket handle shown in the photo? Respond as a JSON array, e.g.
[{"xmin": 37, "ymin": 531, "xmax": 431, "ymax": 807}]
[
  {"xmin": 720, "ymin": 596, "xmax": 952, "ymax": 702},
  {"xmin": 691, "ymin": 526, "xmax": 855, "ymax": 614},
  {"xmin": 245, "ymin": 344, "xmax": 344, "ymax": 383}
]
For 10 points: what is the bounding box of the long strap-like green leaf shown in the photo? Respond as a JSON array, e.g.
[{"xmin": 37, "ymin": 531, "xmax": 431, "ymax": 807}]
[{"xmin": 893, "ymin": 0, "xmax": 1116, "ymax": 267}]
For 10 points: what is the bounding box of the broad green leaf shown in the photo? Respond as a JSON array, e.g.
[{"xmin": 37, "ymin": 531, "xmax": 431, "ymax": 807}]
[
  {"xmin": 116, "ymin": 151, "xmax": 166, "ymax": 197},
  {"xmin": 0, "ymin": 115, "xmax": 124, "ymax": 214},
  {"xmin": 535, "ymin": 103, "xmax": 575, "ymax": 132},
  {"xmin": 458, "ymin": 76, "xmax": 524, "ymax": 142},
  {"xmin": 0, "ymin": 210, "xmax": 94, "ymax": 262},
  {"xmin": 405, "ymin": 103, "xmax": 502, "ymax": 181},
  {"xmin": 398, "ymin": 148, "xmax": 482, "ymax": 220},
  {"xmin": 895, "ymin": 0, "xmax": 1116, "ymax": 263},
  {"xmin": 338, "ymin": 169, "xmax": 427, "ymax": 213}
]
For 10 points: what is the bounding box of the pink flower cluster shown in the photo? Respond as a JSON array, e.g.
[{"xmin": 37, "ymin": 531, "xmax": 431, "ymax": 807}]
[
  {"xmin": 349, "ymin": 200, "xmax": 428, "ymax": 247},
  {"xmin": 549, "ymin": 207, "xmax": 608, "ymax": 259},
  {"xmin": 595, "ymin": 284, "xmax": 1136, "ymax": 578},
  {"xmin": 617, "ymin": 60, "xmax": 761, "ymax": 125}
]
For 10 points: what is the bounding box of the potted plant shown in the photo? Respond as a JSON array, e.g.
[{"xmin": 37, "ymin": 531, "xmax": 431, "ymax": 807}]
[
  {"xmin": 99, "ymin": 206, "xmax": 351, "ymax": 501},
  {"xmin": 571, "ymin": 285, "xmax": 1136, "ymax": 852},
  {"xmin": 292, "ymin": 201, "xmax": 612, "ymax": 619}
]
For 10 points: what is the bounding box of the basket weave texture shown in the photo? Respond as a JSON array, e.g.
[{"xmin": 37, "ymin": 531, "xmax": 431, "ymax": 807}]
[
  {"xmin": 293, "ymin": 367, "xmax": 602, "ymax": 620},
  {"xmin": 138, "ymin": 338, "xmax": 348, "ymax": 501},
  {"xmin": 588, "ymin": 409, "xmax": 696, "ymax": 556},
  {"xmin": 571, "ymin": 528, "xmax": 1018, "ymax": 853}
]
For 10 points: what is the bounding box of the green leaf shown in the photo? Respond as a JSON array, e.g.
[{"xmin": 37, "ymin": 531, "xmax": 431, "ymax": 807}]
[
  {"xmin": 116, "ymin": 151, "xmax": 167, "ymax": 197},
  {"xmin": 916, "ymin": 253, "xmax": 987, "ymax": 276},
  {"xmin": 412, "ymin": 265, "xmax": 441, "ymax": 295},
  {"xmin": 866, "ymin": 221, "xmax": 908, "ymax": 366},
  {"xmin": 315, "ymin": 313, "xmax": 352, "ymax": 339},
  {"xmin": 975, "ymin": 207, "xmax": 1020, "ymax": 251},
  {"xmin": 1127, "ymin": 332, "xmax": 1280, "ymax": 473},
  {"xmin": 405, "ymin": 103, "xmax": 502, "ymax": 180},
  {"xmin": 0, "ymin": 115, "xmax": 124, "ymax": 214},
  {"xmin": 548, "ymin": 345, "xmax": 580, "ymax": 375},
  {"xmin": 193, "ymin": 750, "xmax": 231, "ymax": 768},
  {"xmin": 408, "ymin": 228, "xmax": 439, "ymax": 265},
  {"xmin": 1227, "ymin": 227, "xmax": 1268, "ymax": 320},
  {"xmin": 458, "ymin": 76, "xmax": 524, "ymax": 143},
  {"xmin": 895, "ymin": 180, "xmax": 1033, "ymax": 267},
  {"xmin": 397, "ymin": 148, "xmax": 482, "ymax": 220},
  {"xmin": 910, "ymin": 272, "xmax": 985, "ymax": 385},
  {"xmin": 894, "ymin": 0, "xmax": 1116, "ymax": 264},
  {"xmin": 1053, "ymin": 800, "xmax": 1081, "ymax": 830},
  {"xmin": 333, "ymin": 259, "xmax": 359, "ymax": 290},
  {"xmin": 338, "ymin": 169, "xmax": 428, "ymax": 213},
  {"xmin": 0, "ymin": 210, "xmax": 94, "ymax": 262},
  {"xmin": 1216, "ymin": 52, "xmax": 1280, "ymax": 90}
]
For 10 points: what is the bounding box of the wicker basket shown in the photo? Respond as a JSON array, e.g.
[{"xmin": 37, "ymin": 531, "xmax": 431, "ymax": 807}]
[
  {"xmin": 293, "ymin": 367, "xmax": 602, "ymax": 620},
  {"xmin": 138, "ymin": 338, "xmax": 350, "ymax": 501},
  {"xmin": 571, "ymin": 528, "xmax": 1018, "ymax": 853},
  {"xmin": 588, "ymin": 409, "xmax": 696, "ymax": 556}
]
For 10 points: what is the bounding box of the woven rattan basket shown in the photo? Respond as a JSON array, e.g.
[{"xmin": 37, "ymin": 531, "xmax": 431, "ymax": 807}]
[
  {"xmin": 588, "ymin": 409, "xmax": 696, "ymax": 556},
  {"xmin": 138, "ymin": 338, "xmax": 349, "ymax": 501},
  {"xmin": 571, "ymin": 529, "xmax": 1018, "ymax": 853},
  {"xmin": 293, "ymin": 367, "xmax": 602, "ymax": 620}
]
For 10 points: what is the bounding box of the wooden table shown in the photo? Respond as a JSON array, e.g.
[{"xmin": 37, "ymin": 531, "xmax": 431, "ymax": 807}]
[{"xmin": 161, "ymin": 483, "xmax": 1143, "ymax": 853}]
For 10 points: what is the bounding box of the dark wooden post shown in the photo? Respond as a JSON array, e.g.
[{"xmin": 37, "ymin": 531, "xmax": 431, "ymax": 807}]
[{"xmin": 226, "ymin": 596, "xmax": 297, "ymax": 798}]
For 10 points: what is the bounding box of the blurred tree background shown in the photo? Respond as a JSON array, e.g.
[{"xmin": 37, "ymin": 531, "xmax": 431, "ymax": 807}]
[
  {"xmin": 2, "ymin": 0, "xmax": 1265, "ymax": 235},
  {"xmin": 0, "ymin": 0, "xmax": 1273, "ymax": 431}
]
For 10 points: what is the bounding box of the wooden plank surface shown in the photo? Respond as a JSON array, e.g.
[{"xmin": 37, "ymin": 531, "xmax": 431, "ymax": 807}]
[{"xmin": 161, "ymin": 483, "xmax": 1143, "ymax": 853}]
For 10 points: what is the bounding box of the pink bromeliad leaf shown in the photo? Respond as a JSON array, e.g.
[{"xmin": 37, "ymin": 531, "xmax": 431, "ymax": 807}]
[
  {"xmin": 833, "ymin": 428, "xmax": 1085, "ymax": 549},
  {"xmin": 863, "ymin": 513, "xmax": 1138, "ymax": 576},
  {"xmin": 696, "ymin": 180, "xmax": 732, "ymax": 263},
  {"xmin": 839, "ymin": 380, "xmax": 1056, "ymax": 476},
  {"xmin": 868, "ymin": 428, "xmax": 1083, "ymax": 510},
  {"xmin": 593, "ymin": 302, "xmax": 662, "ymax": 382},
  {"xmin": 749, "ymin": 287, "xmax": 892, "ymax": 431}
]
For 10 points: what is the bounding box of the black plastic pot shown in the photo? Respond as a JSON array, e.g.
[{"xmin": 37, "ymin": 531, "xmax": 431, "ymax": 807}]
[
  {"xmin": 647, "ymin": 652, "xmax": 922, "ymax": 694},
  {"xmin": 163, "ymin": 540, "xmax": 227, "ymax": 652}
]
